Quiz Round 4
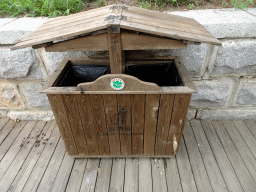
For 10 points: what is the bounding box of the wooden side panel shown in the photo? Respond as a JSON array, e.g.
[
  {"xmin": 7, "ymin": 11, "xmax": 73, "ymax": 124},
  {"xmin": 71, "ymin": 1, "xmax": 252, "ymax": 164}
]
[
  {"xmin": 131, "ymin": 94, "xmax": 145, "ymax": 155},
  {"xmin": 144, "ymin": 94, "xmax": 160, "ymax": 155},
  {"xmin": 166, "ymin": 94, "xmax": 191, "ymax": 155},
  {"xmin": 154, "ymin": 94, "xmax": 175, "ymax": 155},
  {"xmin": 47, "ymin": 95, "xmax": 78, "ymax": 155},
  {"xmin": 103, "ymin": 94, "xmax": 121, "ymax": 155},
  {"xmin": 62, "ymin": 94, "xmax": 88, "ymax": 155},
  {"xmin": 117, "ymin": 94, "xmax": 132, "ymax": 155},
  {"xmin": 75, "ymin": 94, "xmax": 99, "ymax": 155},
  {"xmin": 89, "ymin": 95, "xmax": 110, "ymax": 155}
]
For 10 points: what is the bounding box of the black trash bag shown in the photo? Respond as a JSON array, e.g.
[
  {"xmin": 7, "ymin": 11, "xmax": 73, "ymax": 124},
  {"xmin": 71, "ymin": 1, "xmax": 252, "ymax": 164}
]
[{"xmin": 126, "ymin": 62, "xmax": 183, "ymax": 86}]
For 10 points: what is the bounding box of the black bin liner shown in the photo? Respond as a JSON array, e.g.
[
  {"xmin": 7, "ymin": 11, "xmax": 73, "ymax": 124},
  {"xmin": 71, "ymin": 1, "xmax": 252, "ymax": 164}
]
[{"xmin": 58, "ymin": 62, "xmax": 183, "ymax": 87}]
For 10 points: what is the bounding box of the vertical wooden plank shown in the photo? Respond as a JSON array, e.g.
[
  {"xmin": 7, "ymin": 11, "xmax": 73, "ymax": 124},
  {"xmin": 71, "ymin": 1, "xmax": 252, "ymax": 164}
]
[
  {"xmin": 212, "ymin": 120, "xmax": 256, "ymax": 191},
  {"xmin": 139, "ymin": 158, "xmax": 153, "ymax": 192},
  {"xmin": 166, "ymin": 94, "xmax": 191, "ymax": 155},
  {"xmin": 117, "ymin": 94, "xmax": 132, "ymax": 155},
  {"xmin": 89, "ymin": 94, "xmax": 110, "ymax": 155},
  {"xmin": 62, "ymin": 94, "xmax": 88, "ymax": 155},
  {"xmin": 183, "ymin": 122, "xmax": 213, "ymax": 192},
  {"xmin": 131, "ymin": 95, "xmax": 145, "ymax": 155},
  {"xmin": 155, "ymin": 94, "xmax": 175, "ymax": 155},
  {"xmin": 190, "ymin": 120, "xmax": 228, "ymax": 192},
  {"xmin": 75, "ymin": 94, "xmax": 99, "ymax": 155},
  {"xmin": 47, "ymin": 94, "xmax": 78, "ymax": 155},
  {"xmin": 94, "ymin": 159, "xmax": 113, "ymax": 192},
  {"xmin": 107, "ymin": 29, "xmax": 123, "ymax": 74},
  {"xmin": 80, "ymin": 159, "xmax": 100, "ymax": 192},
  {"xmin": 109, "ymin": 158, "xmax": 125, "ymax": 192},
  {"xmin": 151, "ymin": 158, "xmax": 168, "ymax": 192},
  {"xmin": 144, "ymin": 94, "xmax": 160, "ymax": 156},
  {"xmin": 103, "ymin": 94, "xmax": 121, "ymax": 155},
  {"xmin": 165, "ymin": 157, "xmax": 183, "ymax": 192},
  {"xmin": 124, "ymin": 158, "xmax": 139, "ymax": 192},
  {"xmin": 65, "ymin": 159, "xmax": 88, "ymax": 192},
  {"xmin": 200, "ymin": 120, "xmax": 244, "ymax": 192},
  {"xmin": 176, "ymin": 137, "xmax": 198, "ymax": 192}
]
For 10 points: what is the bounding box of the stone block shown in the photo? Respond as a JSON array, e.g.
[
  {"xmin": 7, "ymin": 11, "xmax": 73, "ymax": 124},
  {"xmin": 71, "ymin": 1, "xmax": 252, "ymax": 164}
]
[
  {"xmin": 152, "ymin": 43, "xmax": 209, "ymax": 77},
  {"xmin": 0, "ymin": 18, "xmax": 14, "ymax": 27},
  {"xmin": 186, "ymin": 109, "xmax": 197, "ymax": 120},
  {"xmin": 210, "ymin": 39, "xmax": 256, "ymax": 76},
  {"xmin": 168, "ymin": 9, "xmax": 256, "ymax": 38},
  {"xmin": 40, "ymin": 48, "xmax": 91, "ymax": 75},
  {"xmin": 19, "ymin": 82, "xmax": 50, "ymax": 107},
  {"xmin": 0, "ymin": 18, "xmax": 47, "ymax": 44},
  {"xmin": 0, "ymin": 82, "xmax": 24, "ymax": 109},
  {"xmin": 246, "ymin": 8, "xmax": 256, "ymax": 16},
  {"xmin": 0, "ymin": 47, "xmax": 42, "ymax": 79},
  {"xmin": 197, "ymin": 109, "xmax": 256, "ymax": 120},
  {"xmin": 234, "ymin": 79, "xmax": 256, "ymax": 106},
  {"xmin": 190, "ymin": 78, "xmax": 234, "ymax": 107},
  {"xmin": 7, "ymin": 110, "xmax": 54, "ymax": 121}
]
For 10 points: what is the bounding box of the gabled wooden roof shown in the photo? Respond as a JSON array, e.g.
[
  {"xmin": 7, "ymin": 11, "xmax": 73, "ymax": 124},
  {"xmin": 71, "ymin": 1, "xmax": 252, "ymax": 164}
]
[{"xmin": 11, "ymin": 4, "xmax": 221, "ymax": 50}]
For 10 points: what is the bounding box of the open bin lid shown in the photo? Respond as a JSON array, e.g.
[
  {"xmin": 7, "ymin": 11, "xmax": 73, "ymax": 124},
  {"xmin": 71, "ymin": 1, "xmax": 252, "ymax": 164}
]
[{"xmin": 11, "ymin": 4, "xmax": 221, "ymax": 51}]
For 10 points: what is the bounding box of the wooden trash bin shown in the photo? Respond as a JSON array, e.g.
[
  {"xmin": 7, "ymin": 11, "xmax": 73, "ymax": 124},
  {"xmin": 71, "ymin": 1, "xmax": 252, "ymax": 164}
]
[{"xmin": 11, "ymin": 4, "xmax": 221, "ymax": 157}]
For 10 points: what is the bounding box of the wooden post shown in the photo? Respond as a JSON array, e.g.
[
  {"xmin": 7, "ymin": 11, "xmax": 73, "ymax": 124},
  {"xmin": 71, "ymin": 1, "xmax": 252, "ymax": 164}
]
[{"xmin": 107, "ymin": 25, "xmax": 124, "ymax": 74}]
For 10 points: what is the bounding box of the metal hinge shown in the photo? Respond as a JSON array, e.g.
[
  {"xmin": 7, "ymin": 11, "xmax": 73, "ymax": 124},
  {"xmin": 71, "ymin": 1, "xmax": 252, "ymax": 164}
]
[
  {"xmin": 110, "ymin": 5, "xmax": 128, "ymax": 10},
  {"xmin": 105, "ymin": 14, "xmax": 127, "ymax": 21}
]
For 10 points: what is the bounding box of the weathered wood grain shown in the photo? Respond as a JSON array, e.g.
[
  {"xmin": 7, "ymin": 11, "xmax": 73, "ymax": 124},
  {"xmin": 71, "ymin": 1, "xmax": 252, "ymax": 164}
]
[
  {"xmin": 124, "ymin": 158, "xmax": 139, "ymax": 192},
  {"xmin": 109, "ymin": 158, "xmax": 125, "ymax": 192},
  {"xmin": 151, "ymin": 158, "xmax": 168, "ymax": 192},
  {"xmin": 139, "ymin": 158, "xmax": 153, "ymax": 192},
  {"xmin": 0, "ymin": 120, "xmax": 16, "ymax": 144}
]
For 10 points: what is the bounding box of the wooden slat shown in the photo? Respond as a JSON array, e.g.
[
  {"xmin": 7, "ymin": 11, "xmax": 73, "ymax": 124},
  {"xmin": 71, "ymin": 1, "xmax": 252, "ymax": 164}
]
[
  {"xmin": 151, "ymin": 159, "xmax": 168, "ymax": 192},
  {"xmin": 65, "ymin": 159, "xmax": 88, "ymax": 192},
  {"xmin": 176, "ymin": 137, "xmax": 197, "ymax": 192},
  {"xmin": 212, "ymin": 120, "xmax": 256, "ymax": 191},
  {"xmin": 233, "ymin": 120, "xmax": 256, "ymax": 158},
  {"xmin": 62, "ymin": 94, "xmax": 88, "ymax": 155},
  {"xmin": 47, "ymin": 95, "xmax": 78, "ymax": 155},
  {"xmin": 20, "ymin": 128, "xmax": 60, "ymax": 192},
  {"xmin": 139, "ymin": 158, "xmax": 153, "ymax": 192},
  {"xmin": 36, "ymin": 139, "xmax": 66, "ymax": 192},
  {"xmin": 94, "ymin": 159, "xmax": 113, "ymax": 192},
  {"xmin": 131, "ymin": 94, "xmax": 145, "ymax": 155},
  {"xmin": 244, "ymin": 120, "xmax": 256, "ymax": 139},
  {"xmin": 0, "ymin": 121, "xmax": 46, "ymax": 191},
  {"xmin": 155, "ymin": 94, "xmax": 175, "ymax": 155},
  {"xmin": 80, "ymin": 159, "xmax": 100, "ymax": 192},
  {"xmin": 124, "ymin": 158, "xmax": 139, "ymax": 192},
  {"xmin": 165, "ymin": 157, "xmax": 183, "ymax": 192},
  {"xmin": 117, "ymin": 94, "xmax": 132, "ymax": 155},
  {"xmin": 0, "ymin": 121, "xmax": 27, "ymax": 160},
  {"xmin": 200, "ymin": 120, "xmax": 244, "ymax": 192},
  {"xmin": 190, "ymin": 120, "xmax": 228, "ymax": 192},
  {"xmin": 89, "ymin": 94, "xmax": 110, "ymax": 155},
  {"xmin": 0, "ymin": 120, "xmax": 16, "ymax": 144},
  {"xmin": 166, "ymin": 94, "xmax": 191, "ymax": 155},
  {"xmin": 0, "ymin": 121, "xmax": 37, "ymax": 180},
  {"xmin": 121, "ymin": 33, "xmax": 186, "ymax": 50},
  {"xmin": 0, "ymin": 117, "xmax": 9, "ymax": 131},
  {"xmin": 144, "ymin": 94, "xmax": 160, "ymax": 155},
  {"xmin": 223, "ymin": 121, "xmax": 256, "ymax": 182},
  {"xmin": 45, "ymin": 33, "xmax": 108, "ymax": 52},
  {"xmin": 183, "ymin": 122, "xmax": 213, "ymax": 192},
  {"xmin": 75, "ymin": 94, "xmax": 99, "ymax": 155},
  {"xmin": 109, "ymin": 158, "xmax": 125, "ymax": 191},
  {"xmin": 7, "ymin": 122, "xmax": 56, "ymax": 192},
  {"xmin": 103, "ymin": 94, "xmax": 121, "ymax": 155}
]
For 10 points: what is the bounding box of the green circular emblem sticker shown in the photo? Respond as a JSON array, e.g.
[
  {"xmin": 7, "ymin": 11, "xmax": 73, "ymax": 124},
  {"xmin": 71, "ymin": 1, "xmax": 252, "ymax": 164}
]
[{"xmin": 110, "ymin": 78, "xmax": 125, "ymax": 90}]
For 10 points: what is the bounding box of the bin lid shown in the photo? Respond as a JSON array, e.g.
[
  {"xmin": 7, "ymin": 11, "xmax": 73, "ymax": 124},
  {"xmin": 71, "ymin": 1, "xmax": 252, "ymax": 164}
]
[{"xmin": 11, "ymin": 4, "xmax": 221, "ymax": 51}]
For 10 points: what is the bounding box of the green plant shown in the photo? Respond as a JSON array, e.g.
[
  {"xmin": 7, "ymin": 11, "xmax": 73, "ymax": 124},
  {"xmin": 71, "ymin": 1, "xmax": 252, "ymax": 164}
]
[
  {"xmin": 97, "ymin": 0, "xmax": 105, "ymax": 7},
  {"xmin": 188, "ymin": 3, "xmax": 195, "ymax": 9},
  {"xmin": 222, "ymin": 0, "xmax": 254, "ymax": 9},
  {"xmin": 0, "ymin": 0, "xmax": 85, "ymax": 17}
]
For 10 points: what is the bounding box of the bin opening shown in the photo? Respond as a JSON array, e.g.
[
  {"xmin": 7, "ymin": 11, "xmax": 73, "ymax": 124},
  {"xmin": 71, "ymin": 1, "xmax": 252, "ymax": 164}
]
[{"xmin": 58, "ymin": 62, "xmax": 183, "ymax": 87}]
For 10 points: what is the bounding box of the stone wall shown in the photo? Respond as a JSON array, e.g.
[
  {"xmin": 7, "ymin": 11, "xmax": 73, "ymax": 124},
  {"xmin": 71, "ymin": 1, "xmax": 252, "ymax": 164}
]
[{"xmin": 0, "ymin": 8, "xmax": 255, "ymax": 121}]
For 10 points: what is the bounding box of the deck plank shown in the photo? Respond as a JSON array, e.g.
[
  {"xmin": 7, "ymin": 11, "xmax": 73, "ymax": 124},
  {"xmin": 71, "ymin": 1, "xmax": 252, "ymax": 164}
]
[
  {"xmin": 212, "ymin": 120, "xmax": 256, "ymax": 192},
  {"xmin": 244, "ymin": 120, "xmax": 256, "ymax": 139},
  {"xmin": 65, "ymin": 158, "xmax": 88, "ymax": 192},
  {"xmin": 151, "ymin": 158, "xmax": 168, "ymax": 192},
  {"xmin": 0, "ymin": 120, "xmax": 17, "ymax": 144},
  {"xmin": 109, "ymin": 158, "xmax": 125, "ymax": 192},
  {"xmin": 190, "ymin": 120, "xmax": 228, "ymax": 192},
  {"xmin": 0, "ymin": 117, "xmax": 10, "ymax": 131},
  {"xmin": 124, "ymin": 158, "xmax": 139, "ymax": 192},
  {"xmin": 139, "ymin": 158, "xmax": 153, "ymax": 192},
  {"xmin": 201, "ymin": 120, "xmax": 244, "ymax": 192},
  {"xmin": 183, "ymin": 122, "xmax": 213, "ymax": 192},
  {"xmin": 165, "ymin": 157, "xmax": 182, "ymax": 192}
]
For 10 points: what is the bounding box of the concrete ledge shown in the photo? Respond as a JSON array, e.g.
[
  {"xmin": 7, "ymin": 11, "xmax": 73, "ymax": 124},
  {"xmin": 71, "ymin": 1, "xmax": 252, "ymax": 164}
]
[
  {"xmin": 197, "ymin": 108, "xmax": 256, "ymax": 120},
  {"xmin": 0, "ymin": 18, "xmax": 15, "ymax": 28},
  {"xmin": 7, "ymin": 110, "xmax": 54, "ymax": 121}
]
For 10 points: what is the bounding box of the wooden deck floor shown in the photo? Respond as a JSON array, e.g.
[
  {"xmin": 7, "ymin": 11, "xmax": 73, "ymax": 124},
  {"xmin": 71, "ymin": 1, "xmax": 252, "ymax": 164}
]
[{"xmin": 0, "ymin": 118, "xmax": 256, "ymax": 192}]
